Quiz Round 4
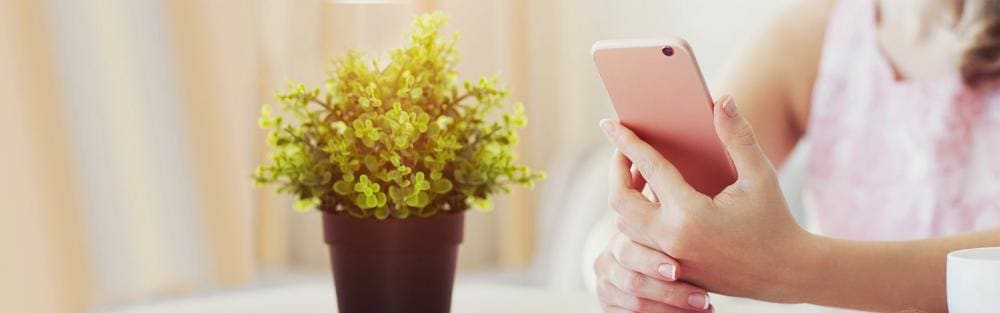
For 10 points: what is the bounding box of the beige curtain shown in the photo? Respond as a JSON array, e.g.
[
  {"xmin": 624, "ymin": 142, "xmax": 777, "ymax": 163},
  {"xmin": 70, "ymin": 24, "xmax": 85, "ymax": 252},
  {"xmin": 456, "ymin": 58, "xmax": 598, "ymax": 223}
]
[
  {"xmin": 1, "ymin": 0, "xmax": 795, "ymax": 311},
  {"xmin": 1, "ymin": 1, "xmax": 90, "ymax": 312},
  {"xmin": 0, "ymin": 0, "xmax": 546, "ymax": 312}
]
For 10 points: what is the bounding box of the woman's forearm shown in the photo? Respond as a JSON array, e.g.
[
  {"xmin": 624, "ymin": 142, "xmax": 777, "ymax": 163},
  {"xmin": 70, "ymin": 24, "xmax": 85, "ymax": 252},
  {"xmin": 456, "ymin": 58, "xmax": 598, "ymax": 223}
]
[{"xmin": 787, "ymin": 229, "xmax": 1000, "ymax": 312}]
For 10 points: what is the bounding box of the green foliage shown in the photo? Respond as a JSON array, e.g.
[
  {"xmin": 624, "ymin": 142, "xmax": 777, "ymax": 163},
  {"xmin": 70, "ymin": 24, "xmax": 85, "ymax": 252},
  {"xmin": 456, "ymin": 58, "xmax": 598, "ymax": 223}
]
[{"xmin": 253, "ymin": 12, "xmax": 544, "ymax": 219}]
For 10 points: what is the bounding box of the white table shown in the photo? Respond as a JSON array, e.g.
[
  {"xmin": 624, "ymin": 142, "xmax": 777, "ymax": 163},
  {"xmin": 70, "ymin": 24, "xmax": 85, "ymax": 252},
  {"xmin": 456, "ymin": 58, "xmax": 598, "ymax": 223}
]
[
  {"xmin": 96, "ymin": 279, "xmax": 856, "ymax": 313},
  {"xmin": 96, "ymin": 280, "xmax": 593, "ymax": 313}
]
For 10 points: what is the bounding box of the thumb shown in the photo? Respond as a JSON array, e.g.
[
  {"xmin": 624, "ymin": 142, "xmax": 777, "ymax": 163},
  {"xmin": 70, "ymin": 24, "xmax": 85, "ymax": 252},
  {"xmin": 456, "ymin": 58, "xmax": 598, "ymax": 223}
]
[{"xmin": 713, "ymin": 95, "xmax": 774, "ymax": 180}]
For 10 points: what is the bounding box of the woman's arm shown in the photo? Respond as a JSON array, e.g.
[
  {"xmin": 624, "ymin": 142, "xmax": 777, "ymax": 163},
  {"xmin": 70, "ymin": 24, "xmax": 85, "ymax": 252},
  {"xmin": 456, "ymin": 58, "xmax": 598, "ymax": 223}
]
[
  {"xmin": 793, "ymin": 229, "xmax": 1000, "ymax": 312},
  {"xmin": 716, "ymin": 2, "xmax": 999, "ymax": 311},
  {"xmin": 599, "ymin": 95, "xmax": 1000, "ymax": 312},
  {"xmin": 713, "ymin": 0, "xmax": 836, "ymax": 167}
]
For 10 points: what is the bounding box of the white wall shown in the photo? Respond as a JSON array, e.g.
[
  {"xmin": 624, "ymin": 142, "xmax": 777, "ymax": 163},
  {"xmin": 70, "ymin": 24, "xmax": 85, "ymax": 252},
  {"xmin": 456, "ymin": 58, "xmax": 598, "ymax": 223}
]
[{"xmin": 515, "ymin": 0, "xmax": 798, "ymax": 169}]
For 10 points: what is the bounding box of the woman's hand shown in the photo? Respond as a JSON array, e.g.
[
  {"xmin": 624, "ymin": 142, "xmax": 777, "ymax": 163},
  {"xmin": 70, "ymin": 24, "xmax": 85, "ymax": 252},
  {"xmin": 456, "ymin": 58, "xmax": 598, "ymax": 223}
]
[
  {"xmin": 599, "ymin": 95, "xmax": 815, "ymax": 302},
  {"xmin": 594, "ymin": 231, "xmax": 713, "ymax": 312}
]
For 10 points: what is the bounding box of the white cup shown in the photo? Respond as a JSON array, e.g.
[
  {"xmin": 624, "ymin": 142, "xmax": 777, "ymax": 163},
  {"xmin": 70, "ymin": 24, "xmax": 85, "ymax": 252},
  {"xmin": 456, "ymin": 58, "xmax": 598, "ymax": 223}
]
[{"xmin": 947, "ymin": 247, "xmax": 1000, "ymax": 312}]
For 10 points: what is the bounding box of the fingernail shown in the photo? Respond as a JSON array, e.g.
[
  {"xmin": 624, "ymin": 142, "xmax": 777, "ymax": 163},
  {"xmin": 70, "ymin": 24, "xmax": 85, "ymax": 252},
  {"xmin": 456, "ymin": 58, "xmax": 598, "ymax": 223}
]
[
  {"xmin": 722, "ymin": 96, "xmax": 738, "ymax": 118},
  {"xmin": 599, "ymin": 119, "xmax": 615, "ymax": 137},
  {"xmin": 657, "ymin": 264, "xmax": 677, "ymax": 280},
  {"xmin": 688, "ymin": 293, "xmax": 710, "ymax": 310}
]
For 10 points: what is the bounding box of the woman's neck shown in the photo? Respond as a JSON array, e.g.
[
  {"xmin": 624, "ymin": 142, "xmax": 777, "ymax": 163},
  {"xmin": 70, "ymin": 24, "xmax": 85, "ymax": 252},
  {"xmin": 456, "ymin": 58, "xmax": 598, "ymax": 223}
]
[
  {"xmin": 875, "ymin": 0, "xmax": 983, "ymax": 80},
  {"xmin": 877, "ymin": 0, "xmax": 984, "ymax": 36},
  {"xmin": 878, "ymin": 0, "xmax": 950, "ymax": 34}
]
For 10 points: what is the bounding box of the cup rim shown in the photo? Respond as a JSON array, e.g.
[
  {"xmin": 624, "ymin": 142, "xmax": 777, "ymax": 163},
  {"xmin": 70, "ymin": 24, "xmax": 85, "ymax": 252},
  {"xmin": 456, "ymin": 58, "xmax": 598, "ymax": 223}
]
[{"xmin": 948, "ymin": 246, "xmax": 1000, "ymax": 262}]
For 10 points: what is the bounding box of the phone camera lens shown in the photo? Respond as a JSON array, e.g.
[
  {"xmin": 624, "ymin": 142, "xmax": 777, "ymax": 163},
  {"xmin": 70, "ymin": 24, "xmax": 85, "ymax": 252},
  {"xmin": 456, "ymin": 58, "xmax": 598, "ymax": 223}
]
[{"xmin": 661, "ymin": 46, "xmax": 674, "ymax": 56}]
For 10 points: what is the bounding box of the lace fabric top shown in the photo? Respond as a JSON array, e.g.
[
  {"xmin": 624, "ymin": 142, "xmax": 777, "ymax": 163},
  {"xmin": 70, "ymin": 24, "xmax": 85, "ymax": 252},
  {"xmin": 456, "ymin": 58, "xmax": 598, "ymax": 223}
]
[{"xmin": 805, "ymin": 0, "xmax": 1000, "ymax": 240}]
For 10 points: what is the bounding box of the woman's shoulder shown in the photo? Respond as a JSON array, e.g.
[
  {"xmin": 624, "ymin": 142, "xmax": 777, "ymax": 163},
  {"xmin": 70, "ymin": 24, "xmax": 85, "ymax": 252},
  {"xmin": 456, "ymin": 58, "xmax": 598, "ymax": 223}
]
[
  {"xmin": 769, "ymin": 0, "xmax": 839, "ymax": 45},
  {"xmin": 716, "ymin": 0, "xmax": 839, "ymax": 163},
  {"xmin": 766, "ymin": 0, "xmax": 840, "ymax": 133}
]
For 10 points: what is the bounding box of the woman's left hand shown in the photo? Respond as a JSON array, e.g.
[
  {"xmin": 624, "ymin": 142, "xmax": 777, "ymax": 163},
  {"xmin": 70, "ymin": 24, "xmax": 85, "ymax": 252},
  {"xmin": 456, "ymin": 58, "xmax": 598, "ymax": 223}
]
[{"xmin": 599, "ymin": 95, "xmax": 815, "ymax": 302}]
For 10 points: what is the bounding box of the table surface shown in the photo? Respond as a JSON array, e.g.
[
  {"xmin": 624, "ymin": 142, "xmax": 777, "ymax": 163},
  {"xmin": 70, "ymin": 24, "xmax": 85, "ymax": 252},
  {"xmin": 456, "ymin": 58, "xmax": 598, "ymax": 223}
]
[{"xmin": 95, "ymin": 279, "xmax": 855, "ymax": 313}]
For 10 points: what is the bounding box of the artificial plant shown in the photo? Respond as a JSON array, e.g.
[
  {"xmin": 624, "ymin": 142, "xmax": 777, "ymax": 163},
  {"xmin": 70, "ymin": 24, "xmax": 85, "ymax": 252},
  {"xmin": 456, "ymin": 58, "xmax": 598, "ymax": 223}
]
[{"xmin": 253, "ymin": 12, "xmax": 543, "ymax": 219}]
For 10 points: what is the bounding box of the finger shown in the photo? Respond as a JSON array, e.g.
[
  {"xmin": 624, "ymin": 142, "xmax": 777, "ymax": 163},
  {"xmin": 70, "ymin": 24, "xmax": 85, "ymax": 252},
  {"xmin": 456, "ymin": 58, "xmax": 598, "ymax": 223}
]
[
  {"xmin": 602, "ymin": 305, "xmax": 636, "ymax": 313},
  {"xmin": 603, "ymin": 304, "xmax": 713, "ymax": 313},
  {"xmin": 599, "ymin": 119, "xmax": 702, "ymax": 203},
  {"xmin": 630, "ymin": 165, "xmax": 647, "ymax": 192},
  {"xmin": 641, "ymin": 184, "xmax": 659, "ymax": 203},
  {"xmin": 712, "ymin": 95, "xmax": 775, "ymax": 181},
  {"xmin": 632, "ymin": 165, "xmax": 659, "ymax": 203},
  {"xmin": 598, "ymin": 280, "xmax": 708, "ymax": 313},
  {"xmin": 608, "ymin": 151, "xmax": 657, "ymax": 223},
  {"xmin": 606, "ymin": 261, "xmax": 711, "ymax": 311},
  {"xmin": 595, "ymin": 247, "xmax": 620, "ymax": 279},
  {"xmin": 610, "ymin": 232, "xmax": 679, "ymax": 281},
  {"xmin": 615, "ymin": 217, "xmax": 659, "ymax": 249}
]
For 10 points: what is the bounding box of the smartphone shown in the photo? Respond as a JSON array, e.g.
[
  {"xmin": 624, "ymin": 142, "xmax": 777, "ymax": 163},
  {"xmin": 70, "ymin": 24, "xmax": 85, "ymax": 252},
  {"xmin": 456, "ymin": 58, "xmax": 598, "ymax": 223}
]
[{"xmin": 592, "ymin": 37, "xmax": 736, "ymax": 196}]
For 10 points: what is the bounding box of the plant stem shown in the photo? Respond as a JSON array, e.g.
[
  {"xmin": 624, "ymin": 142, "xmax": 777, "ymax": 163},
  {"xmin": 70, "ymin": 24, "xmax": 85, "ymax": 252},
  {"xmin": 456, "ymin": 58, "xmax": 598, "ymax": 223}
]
[
  {"xmin": 450, "ymin": 93, "xmax": 471, "ymax": 105},
  {"xmin": 310, "ymin": 98, "xmax": 333, "ymax": 111}
]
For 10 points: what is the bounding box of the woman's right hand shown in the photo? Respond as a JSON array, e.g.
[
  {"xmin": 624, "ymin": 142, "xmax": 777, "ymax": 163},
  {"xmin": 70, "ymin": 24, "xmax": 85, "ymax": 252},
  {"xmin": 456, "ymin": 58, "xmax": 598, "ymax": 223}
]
[{"xmin": 594, "ymin": 231, "xmax": 713, "ymax": 312}]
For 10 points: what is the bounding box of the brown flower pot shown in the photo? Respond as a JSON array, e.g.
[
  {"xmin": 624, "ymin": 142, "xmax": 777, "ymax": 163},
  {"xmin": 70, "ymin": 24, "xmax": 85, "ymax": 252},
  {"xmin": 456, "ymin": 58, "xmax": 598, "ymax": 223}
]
[{"xmin": 322, "ymin": 211, "xmax": 464, "ymax": 313}]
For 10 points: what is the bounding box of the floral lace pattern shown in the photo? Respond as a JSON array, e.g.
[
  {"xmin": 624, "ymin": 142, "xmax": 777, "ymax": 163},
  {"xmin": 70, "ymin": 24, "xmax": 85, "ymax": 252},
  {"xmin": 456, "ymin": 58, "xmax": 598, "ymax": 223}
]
[{"xmin": 805, "ymin": 0, "xmax": 1000, "ymax": 240}]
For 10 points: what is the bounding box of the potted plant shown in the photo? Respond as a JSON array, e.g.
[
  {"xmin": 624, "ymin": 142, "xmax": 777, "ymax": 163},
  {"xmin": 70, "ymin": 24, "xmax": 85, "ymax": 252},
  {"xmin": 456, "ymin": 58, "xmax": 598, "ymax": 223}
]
[{"xmin": 253, "ymin": 12, "xmax": 543, "ymax": 313}]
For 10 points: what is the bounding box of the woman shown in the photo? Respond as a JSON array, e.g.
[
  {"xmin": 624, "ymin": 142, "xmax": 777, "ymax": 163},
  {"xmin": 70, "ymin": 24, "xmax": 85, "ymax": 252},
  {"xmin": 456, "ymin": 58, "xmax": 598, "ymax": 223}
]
[{"xmin": 593, "ymin": 0, "xmax": 999, "ymax": 312}]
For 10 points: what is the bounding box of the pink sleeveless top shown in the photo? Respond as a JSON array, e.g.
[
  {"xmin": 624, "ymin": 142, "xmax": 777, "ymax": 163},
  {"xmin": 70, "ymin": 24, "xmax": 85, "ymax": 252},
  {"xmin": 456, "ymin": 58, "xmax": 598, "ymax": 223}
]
[{"xmin": 805, "ymin": 0, "xmax": 1000, "ymax": 240}]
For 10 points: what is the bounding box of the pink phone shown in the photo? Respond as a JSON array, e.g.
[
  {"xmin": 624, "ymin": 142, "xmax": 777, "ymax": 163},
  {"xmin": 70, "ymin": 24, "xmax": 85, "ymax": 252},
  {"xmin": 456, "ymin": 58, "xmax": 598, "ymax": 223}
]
[{"xmin": 592, "ymin": 37, "xmax": 736, "ymax": 196}]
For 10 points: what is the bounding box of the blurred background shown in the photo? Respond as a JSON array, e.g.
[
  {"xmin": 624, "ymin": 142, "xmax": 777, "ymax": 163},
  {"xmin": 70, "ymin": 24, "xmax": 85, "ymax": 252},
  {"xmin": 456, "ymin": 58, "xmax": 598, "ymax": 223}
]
[{"xmin": 0, "ymin": 0, "xmax": 805, "ymax": 312}]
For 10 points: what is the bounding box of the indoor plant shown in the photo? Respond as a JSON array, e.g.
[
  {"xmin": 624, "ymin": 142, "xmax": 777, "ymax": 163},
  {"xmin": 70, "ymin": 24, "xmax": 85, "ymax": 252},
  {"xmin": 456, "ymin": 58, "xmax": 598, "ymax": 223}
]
[{"xmin": 253, "ymin": 12, "xmax": 543, "ymax": 313}]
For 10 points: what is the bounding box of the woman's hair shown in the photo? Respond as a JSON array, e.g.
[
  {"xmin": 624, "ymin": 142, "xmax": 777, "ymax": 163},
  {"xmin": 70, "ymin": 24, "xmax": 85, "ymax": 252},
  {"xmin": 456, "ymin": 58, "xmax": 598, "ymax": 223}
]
[{"xmin": 960, "ymin": 0, "xmax": 1000, "ymax": 88}]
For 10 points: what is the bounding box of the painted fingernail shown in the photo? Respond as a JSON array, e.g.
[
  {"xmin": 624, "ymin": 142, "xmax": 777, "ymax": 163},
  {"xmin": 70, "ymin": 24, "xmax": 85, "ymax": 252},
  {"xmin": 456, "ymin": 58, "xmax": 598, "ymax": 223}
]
[
  {"xmin": 688, "ymin": 293, "xmax": 710, "ymax": 310},
  {"xmin": 657, "ymin": 264, "xmax": 677, "ymax": 280},
  {"xmin": 599, "ymin": 119, "xmax": 615, "ymax": 136},
  {"xmin": 722, "ymin": 96, "xmax": 738, "ymax": 118}
]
